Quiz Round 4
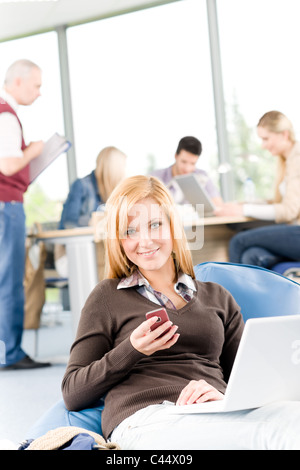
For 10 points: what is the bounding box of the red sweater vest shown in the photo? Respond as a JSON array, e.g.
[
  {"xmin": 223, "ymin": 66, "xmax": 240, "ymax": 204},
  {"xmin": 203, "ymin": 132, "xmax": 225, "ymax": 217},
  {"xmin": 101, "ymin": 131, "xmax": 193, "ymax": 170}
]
[{"xmin": 0, "ymin": 99, "xmax": 29, "ymax": 202}]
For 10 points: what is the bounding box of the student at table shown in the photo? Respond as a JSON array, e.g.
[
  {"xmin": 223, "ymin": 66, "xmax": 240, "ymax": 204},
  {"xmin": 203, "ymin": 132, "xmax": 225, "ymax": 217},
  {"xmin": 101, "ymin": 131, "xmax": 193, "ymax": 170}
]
[
  {"xmin": 150, "ymin": 136, "xmax": 222, "ymax": 205},
  {"xmin": 217, "ymin": 111, "xmax": 300, "ymax": 268},
  {"xmin": 59, "ymin": 146, "xmax": 127, "ymax": 229},
  {"xmin": 55, "ymin": 146, "xmax": 127, "ymax": 277}
]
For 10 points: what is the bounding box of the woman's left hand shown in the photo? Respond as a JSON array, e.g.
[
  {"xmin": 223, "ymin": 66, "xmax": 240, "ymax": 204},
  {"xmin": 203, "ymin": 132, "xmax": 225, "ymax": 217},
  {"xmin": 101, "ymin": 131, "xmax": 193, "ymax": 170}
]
[{"xmin": 176, "ymin": 379, "xmax": 224, "ymax": 406}]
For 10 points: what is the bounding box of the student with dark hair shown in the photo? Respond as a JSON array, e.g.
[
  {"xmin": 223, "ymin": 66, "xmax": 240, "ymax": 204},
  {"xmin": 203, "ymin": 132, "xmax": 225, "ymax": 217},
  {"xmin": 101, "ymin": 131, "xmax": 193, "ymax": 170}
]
[
  {"xmin": 175, "ymin": 135, "xmax": 202, "ymax": 156},
  {"xmin": 150, "ymin": 136, "xmax": 222, "ymax": 205},
  {"xmin": 54, "ymin": 146, "xmax": 127, "ymax": 278}
]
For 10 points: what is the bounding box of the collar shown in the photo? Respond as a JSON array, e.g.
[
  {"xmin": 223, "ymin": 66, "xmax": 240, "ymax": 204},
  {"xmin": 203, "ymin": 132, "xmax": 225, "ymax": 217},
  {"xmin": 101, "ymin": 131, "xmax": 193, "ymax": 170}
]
[
  {"xmin": 117, "ymin": 269, "xmax": 196, "ymax": 292},
  {"xmin": 0, "ymin": 89, "xmax": 19, "ymax": 113}
]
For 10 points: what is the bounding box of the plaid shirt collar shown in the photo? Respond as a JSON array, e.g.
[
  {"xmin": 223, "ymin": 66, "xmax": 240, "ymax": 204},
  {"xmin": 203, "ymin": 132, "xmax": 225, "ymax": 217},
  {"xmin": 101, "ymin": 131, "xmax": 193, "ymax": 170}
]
[{"xmin": 117, "ymin": 269, "xmax": 196, "ymax": 310}]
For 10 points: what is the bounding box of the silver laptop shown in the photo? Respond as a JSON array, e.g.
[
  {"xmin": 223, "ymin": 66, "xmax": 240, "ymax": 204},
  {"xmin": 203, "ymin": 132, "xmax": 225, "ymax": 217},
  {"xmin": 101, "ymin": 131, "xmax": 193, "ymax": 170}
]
[
  {"xmin": 174, "ymin": 174, "xmax": 216, "ymax": 216},
  {"xmin": 170, "ymin": 315, "xmax": 300, "ymax": 414}
]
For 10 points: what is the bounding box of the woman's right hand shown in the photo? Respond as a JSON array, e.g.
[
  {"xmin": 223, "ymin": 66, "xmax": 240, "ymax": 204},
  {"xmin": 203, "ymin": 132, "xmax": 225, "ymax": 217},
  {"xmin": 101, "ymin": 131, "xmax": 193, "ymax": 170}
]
[{"xmin": 130, "ymin": 316, "xmax": 179, "ymax": 356}]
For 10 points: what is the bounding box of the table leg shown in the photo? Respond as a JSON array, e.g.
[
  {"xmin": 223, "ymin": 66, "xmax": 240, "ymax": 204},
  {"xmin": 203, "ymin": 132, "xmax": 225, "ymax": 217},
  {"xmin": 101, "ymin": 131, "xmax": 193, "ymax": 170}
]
[{"xmin": 65, "ymin": 237, "xmax": 98, "ymax": 333}]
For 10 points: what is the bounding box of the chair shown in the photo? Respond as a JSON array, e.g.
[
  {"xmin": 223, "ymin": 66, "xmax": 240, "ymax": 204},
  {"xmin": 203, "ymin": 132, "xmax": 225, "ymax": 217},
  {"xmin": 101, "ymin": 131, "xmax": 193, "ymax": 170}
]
[
  {"xmin": 272, "ymin": 261, "xmax": 300, "ymax": 284},
  {"xmin": 25, "ymin": 261, "xmax": 300, "ymax": 441},
  {"xmin": 194, "ymin": 261, "xmax": 300, "ymax": 322},
  {"xmin": 36, "ymin": 221, "xmax": 70, "ymax": 315}
]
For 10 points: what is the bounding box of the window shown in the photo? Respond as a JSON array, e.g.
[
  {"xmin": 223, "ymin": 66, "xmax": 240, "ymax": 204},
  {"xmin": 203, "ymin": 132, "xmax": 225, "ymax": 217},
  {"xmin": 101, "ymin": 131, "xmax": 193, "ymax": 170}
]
[
  {"xmin": 67, "ymin": 0, "xmax": 219, "ymax": 188},
  {"xmin": 0, "ymin": 32, "xmax": 66, "ymax": 226},
  {"xmin": 217, "ymin": 0, "xmax": 300, "ymax": 200}
]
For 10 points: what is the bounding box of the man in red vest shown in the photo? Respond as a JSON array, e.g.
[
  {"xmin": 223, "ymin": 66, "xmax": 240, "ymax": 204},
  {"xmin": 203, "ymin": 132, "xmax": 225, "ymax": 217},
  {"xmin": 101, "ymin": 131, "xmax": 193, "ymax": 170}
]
[{"xmin": 0, "ymin": 59, "xmax": 50, "ymax": 369}]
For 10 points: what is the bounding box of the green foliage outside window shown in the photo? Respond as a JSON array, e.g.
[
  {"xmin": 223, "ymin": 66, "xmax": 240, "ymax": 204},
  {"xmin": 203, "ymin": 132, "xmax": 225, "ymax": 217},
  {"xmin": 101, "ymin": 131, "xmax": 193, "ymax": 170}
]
[
  {"xmin": 24, "ymin": 184, "xmax": 62, "ymax": 230},
  {"xmin": 227, "ymin": 100, "xmax": 276, "ymax": 202}
]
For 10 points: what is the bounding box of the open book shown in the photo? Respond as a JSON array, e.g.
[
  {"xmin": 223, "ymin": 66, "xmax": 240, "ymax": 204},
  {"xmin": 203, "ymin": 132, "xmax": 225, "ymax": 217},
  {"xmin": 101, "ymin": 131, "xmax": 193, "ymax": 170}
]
[{"xmin": 29, "ymin": 133, "xmax": 71, "ymax": 183}]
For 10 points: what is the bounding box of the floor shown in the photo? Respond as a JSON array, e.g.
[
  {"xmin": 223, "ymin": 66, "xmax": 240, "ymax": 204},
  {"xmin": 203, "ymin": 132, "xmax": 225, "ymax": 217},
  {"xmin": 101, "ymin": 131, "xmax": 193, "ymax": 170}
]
[{"xmin": 0, "ymin": 303, "xmax": 74, "ymax": 448}]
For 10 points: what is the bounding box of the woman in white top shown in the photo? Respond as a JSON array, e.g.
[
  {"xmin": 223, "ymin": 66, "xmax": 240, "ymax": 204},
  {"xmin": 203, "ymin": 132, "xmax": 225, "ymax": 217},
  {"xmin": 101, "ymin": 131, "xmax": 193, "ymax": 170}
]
[{"xmin": 217, "ymin": 111, "xmax": 300, "ymax": 267}]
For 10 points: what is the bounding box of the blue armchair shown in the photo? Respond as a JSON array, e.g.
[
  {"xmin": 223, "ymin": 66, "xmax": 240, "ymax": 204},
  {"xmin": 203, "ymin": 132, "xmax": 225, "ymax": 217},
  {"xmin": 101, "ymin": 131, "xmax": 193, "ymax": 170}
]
[
  {"xmin": 272, "ymin": 261, "xmax": 300, "ymax": 283},
  {"xmin": 26, "ymin": 261, "xmax": 300, "ymax": 440},
  {"xmin": 194, "ymin": 262, "xmax": 300, "ymax": 322}
]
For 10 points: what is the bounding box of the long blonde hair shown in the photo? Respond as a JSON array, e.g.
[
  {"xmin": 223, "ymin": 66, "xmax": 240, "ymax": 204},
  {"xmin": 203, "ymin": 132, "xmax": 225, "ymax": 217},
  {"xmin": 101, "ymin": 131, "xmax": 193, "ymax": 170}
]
[
  {"xmin": 104, "ymin": 175, "xmax": 195, "ymax": 280},
  {"xmin": 95, "ymin": 146, "xmax": 127, "ymax": 202},
  {"xmin": 257, "ymin": 111, "xmax": 295, "ymax": 202}
]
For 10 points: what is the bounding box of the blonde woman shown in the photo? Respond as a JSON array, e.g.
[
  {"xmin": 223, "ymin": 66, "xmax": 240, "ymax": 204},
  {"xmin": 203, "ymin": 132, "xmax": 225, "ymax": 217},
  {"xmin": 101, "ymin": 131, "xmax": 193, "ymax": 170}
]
[
  {"xmin": 59, "ymin": 146, "xmax": 127, "ymax": 229},
  {"xmin": 218, "ymin": 111, "xmax": 300, "ymax": 267},
  {"xmin": 61, "ymin": 175, "xmax": 300, "ymax": 449},
  {"xmin": 55, "ymin": 146, "xmax": 127, "ymax": 277}
]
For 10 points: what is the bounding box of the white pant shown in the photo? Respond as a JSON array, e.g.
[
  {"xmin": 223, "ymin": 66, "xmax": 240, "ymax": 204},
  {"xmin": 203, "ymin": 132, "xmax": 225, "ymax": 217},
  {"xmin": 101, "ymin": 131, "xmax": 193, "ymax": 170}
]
[{"xmin": 111, "ymin": 400, "xmax": 300, "ymax": 450}]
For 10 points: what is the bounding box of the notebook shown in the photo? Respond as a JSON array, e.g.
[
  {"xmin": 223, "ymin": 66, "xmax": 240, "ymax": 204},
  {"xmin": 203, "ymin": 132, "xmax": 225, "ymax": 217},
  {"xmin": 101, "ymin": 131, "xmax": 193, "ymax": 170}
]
[
  {"xmin": 174, "ymin": 173, "xmax": 216, "ymax": 217},
  {"xmin": 29, "ymin": 133, "xmax": 71, "ymax": 182},
  {"xmin": 169, "ymin": 315, "xmax": 300, "ymax": 414}
]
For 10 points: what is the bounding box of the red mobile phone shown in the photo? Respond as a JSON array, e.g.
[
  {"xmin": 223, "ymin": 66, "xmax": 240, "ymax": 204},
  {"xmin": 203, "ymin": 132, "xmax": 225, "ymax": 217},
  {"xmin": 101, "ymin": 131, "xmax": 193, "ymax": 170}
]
[{"xmin": 146, "ymin": 308, "xmax": 171, "ymax": 336}]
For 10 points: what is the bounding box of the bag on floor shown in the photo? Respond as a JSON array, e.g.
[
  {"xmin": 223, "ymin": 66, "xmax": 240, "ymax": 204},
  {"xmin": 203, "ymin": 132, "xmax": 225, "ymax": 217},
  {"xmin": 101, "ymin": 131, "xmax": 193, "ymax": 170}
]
[{"xmin": 24, "ymin": 240, "xmax": 47, "ymax": 330}]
